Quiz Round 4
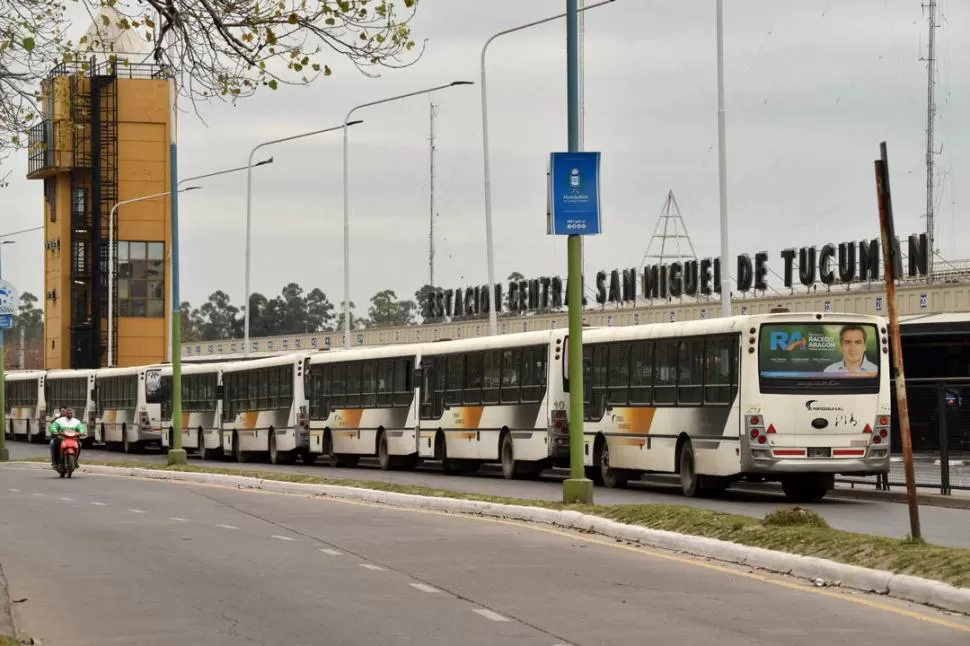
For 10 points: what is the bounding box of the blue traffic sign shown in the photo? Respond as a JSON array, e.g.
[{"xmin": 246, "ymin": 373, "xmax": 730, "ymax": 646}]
[
  {"xmin": 548, "ymin": 151, "xmax": 602, "ymax": 235},
  {"xmin": 0, "ymin": 314, "xmax": 12, "ymax": 330}
]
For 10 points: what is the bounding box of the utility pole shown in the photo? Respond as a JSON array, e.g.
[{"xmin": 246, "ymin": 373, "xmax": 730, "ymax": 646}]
[
  {"xmin": 429, "ymin": 100, "xmax": 437, "ymax": 292},
  {"xmin": 874, "ymin": 141, "xmax": 921, "ymax": 541},
  {"xmin": 922, "ymin": 0, "xmax": 938, "ymax": 277}
]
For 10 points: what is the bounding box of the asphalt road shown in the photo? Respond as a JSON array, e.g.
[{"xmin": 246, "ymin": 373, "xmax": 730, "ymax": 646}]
[
  {"xmin": 1, "ymin": 465, "xmax": 968, "ymax": 646},
  {"xmin": 7, "ymin": 443, "xmax": 970, "ymax": 549}
]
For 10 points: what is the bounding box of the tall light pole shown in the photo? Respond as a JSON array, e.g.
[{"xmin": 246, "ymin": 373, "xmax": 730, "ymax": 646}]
[
  {"xmin": 480, "ymin": 0, "xmax": 615, "ymax": 336},
  {"xmin": 715, "ymin": 0, "xmax": 732, "ymax": 316},
  {"xmin": 107, "ymin": 187, "xmax": 200, "ymax": 368},
  {"xmin": 341, "ymin": 81, "xmax": 474, "ymax": 349},
  {"xmin": 0, "ymin": 240, "xmax": 15, "ymax": 463},
  {"xmin": 243, "ymin": 122, "xmax": 361, "ymax": 357},
  {"xmin": 167, "ymin": 158, "xmax": 273, "ymax": 361}
]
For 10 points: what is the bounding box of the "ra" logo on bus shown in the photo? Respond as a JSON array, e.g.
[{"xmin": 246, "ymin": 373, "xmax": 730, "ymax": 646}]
[{"xmin": 769, "ymin": 331, "xmax": 806, "ymax": 351}]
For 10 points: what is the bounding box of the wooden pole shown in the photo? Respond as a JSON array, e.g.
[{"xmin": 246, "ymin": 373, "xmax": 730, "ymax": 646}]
[{"xmin": 874, "ymin": 141, "xmax": 921, "ymax": 541}]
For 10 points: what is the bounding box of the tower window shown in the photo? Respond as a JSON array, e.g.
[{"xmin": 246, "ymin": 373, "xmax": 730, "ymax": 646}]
[{"xmin": 116, "ymin": 240, "xmax": 164, "ymax": 318}]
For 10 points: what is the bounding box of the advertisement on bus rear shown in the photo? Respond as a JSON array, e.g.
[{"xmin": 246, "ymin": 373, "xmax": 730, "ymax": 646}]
[{"xmin": 759, "ymin": 323, "xmax": 880, "ymax": 380}]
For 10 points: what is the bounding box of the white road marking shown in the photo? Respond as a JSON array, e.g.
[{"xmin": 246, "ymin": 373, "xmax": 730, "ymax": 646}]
[
  {"xmin": 473, "ymin": 609, "xmax": 510, "ymax": 622},
  {"xmin": 359, "ymin": 563, "xmax": 385, "ymax": 572},
  {"xmin": 169, "ymin": 516, "xmax": 190, "ymax": 522},
  {"xmin": 409, "ymin": 583, "xmax": 439, "ymax": 593},
  {"xmin": 271, "ymin": 535, "xmax": 296, "ymax": 542},
  {"xmin": 7, "ymin": 488, "xmax": 20, "ymax": 492},
  {"xmin": 90, "ymin": 501, "xmax": 106, "ymax": 506},
  {"xmin": 319, "ymin": 548, "xmax": 341, "ymax": 556},
  {"xmin": 59, "ymin": 497, "xmax": 74, "ymax": 502},
  {"xmin": 31, "ymin": 492, "xmax": 46, "ymax": 497},
  {"xmin": 128, "ymin": 508, "xmax": 146, "ymax": 514},
  {"xmin": 216, "ymin": 524, "xmax": 238, "ymax": 530}
]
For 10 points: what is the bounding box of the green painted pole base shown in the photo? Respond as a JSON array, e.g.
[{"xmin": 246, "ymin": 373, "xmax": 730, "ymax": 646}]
[
  {"xmin": 167, "ymin": 449, "xmax": 187, "ymax": 466},
  {"xmin": 562, "ymin": 477, "xmax": 593, "ymax": 504},
  {"xmin": 0, "ymin": 447, "xmax": 9, "ymax": 463}
]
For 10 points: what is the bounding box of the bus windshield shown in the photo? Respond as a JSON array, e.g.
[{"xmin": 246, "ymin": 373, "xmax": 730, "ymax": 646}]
[{"xmin": 758, "ymin": 322, "xmax": 880, "ymax": 393}]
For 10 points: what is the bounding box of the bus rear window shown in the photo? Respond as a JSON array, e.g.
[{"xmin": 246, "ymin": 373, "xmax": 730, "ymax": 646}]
[{"xmin": 758, "ymin": 323, "xmax": 880, "ymax": 393}]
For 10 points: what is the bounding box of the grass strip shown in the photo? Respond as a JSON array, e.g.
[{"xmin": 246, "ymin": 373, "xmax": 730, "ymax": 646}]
[
  {"xmin": 15, "ymin": 457, "xmax": 970, "ymax": 589},
  {"xmin": 0, "ymin": 637, "xmax": 19, "ymax": 646}
]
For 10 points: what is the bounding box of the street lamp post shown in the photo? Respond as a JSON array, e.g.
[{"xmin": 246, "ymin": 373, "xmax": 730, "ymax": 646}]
[
  {"xmin": 243, "ymin": 122, "xmax": 362, "ymax": 357},
  {"xmin": 341, "ymin": 81, "xmax": 474, "ymax": 350},
  {"xmin": 107, "ymin": 187, "xmax": 200, "ymax": 368},
  {"xmin": 480, "ymin": 0, "xmax": 615, "ymax": 337},
  {"xmin": 0, "ymin": 240, "xmax": 15, "ymax": 462},
  {"xmin": 715, "ymin": 0, "xmax": 732, "ymax": 317}
]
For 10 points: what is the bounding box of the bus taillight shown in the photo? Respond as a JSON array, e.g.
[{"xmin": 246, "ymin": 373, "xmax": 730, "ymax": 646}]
[{"xmin": 551, "ymin": 409, "xmax": 568, "ymax": 435}]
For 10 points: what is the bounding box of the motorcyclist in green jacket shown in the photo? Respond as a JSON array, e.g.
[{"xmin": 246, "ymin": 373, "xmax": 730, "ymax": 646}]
[{"xmin": 50, "ymin": 408, "xmax": 86, "ymax": 467}]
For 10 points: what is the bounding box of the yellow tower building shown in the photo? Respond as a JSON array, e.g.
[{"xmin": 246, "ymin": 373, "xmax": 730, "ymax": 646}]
[{"xmin": 26, "ymin": 12, "xmax": 172, "ymax": 370}]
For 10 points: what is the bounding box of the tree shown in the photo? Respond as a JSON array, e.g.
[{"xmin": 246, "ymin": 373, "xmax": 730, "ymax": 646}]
[
  {"xmin": 367, "ymin": 289, "xmax": 415, "ymax": 327},
  {"xmin": 0, "ymin": 0, "xmax": 70, "ymax": 185},
  {"xmin": 196, "ymin": 290, "xmax": 242, "ymax": 340},
  {"xmin": 414, "ymin": 284, "xmax": 436, "ymax": 323},
  {"xmin": 2, "ymin": 0, "xmax": 423, "ymax": 177}
]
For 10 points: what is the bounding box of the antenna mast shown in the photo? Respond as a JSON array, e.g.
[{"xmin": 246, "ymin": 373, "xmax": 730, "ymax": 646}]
[
  {"xmin": 429, "ymin": 99, "xmax": 437, "ymax": 291},
  {"xmin": 923, "ymin": 0, "xmax": 938, "ymax": 277},
  {"xmin": 640, "ymin": 190, "xmax": 698, "ymax": 275}
]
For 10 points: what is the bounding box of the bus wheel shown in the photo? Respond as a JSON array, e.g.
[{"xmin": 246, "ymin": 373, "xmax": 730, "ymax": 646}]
[
  {"xmin": 268, "ymin": 431, "xmax": 296, "ymax": 465},
  {"xmin": 679, "ymin": 440, "xmax": 702, "ymax": 497},
  {"xmin": 122, "ymin": 426, "xmax": 132, "ymax": 454},
  {"xmin": 377, "ymin": 431, "xmax": 393, "ymax": 471},
  {"xmin": 781, "ymin": 475, "xmax": 832, "ymax": 503},
  {"xmin": 598, "ymin": 439, "xmax": 630, "ymax": 489},
  {"xmin": 233, "ymin": 431, "xmax": 246, "ymax": 463},
  {"xmin": 500, "ymin": 432, "xmax": 520, "ymax": 479},
  {"xmin": 197, "ymin": 429, "xmax": 210, "ymax": 460}
]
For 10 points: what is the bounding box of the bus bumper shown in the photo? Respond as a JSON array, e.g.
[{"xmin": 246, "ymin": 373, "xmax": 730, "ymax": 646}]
[
  {"xmin": 742, "ymin": 449, "xmax": 890, "ymax": 476},
  {"xmin": 137, "ymin": 427, "xmax": 163, "ymax": 443},
  {"xmin": 546, "ymin": 431, "xmax": 570, "ymax": 460}
]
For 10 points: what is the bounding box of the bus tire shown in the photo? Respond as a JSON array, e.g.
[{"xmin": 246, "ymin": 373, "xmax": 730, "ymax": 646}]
[
  {"xmin": 268, "ymin": 430, "xmax": 296, "ymax": 466},
  {"xmin": 377, "ymin": 430, "xmax": 392, "ymax": 471},
  {"xmin": 436, "ymin": 431, "xmax": 461, "ymax": 475},
  {"xmin": 121, "ymin": 424, "xmax": 131, "ymax": 454},
  {"xmin": 597, "ymin": 437, "xmax": 630, "ymax": 489},
  {"xmin": 781, "ymin": 475, "xmax": 832, "ymax": 503},
  {"xmin": 232, "ymin": 431, "xmax": 247, "ymax": 463},
  {"xmin": 678, "ymin": 439, "xmax": 704, "ymax": 497}
]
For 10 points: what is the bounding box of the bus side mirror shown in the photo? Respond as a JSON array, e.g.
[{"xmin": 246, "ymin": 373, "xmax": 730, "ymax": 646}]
[
  {"xmin": 216, "ymin": 385, "xmax": 224, "ymax": 399},
  {"xmin": 412, "ymin": 367, "xmax": 423, "ymax": 385}
]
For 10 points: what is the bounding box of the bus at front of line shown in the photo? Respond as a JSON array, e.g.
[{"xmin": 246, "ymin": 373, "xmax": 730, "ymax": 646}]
[
  {"xmin": 93, "ymin": 364, "xmax": 165, "ymax": 452},
  {"xmin": 417, "ymin": 329, "xmax": 569, "ymax": 478},
  {"xmin": 219, "ymin": 352, "xmax": 313, "ymax": 464},
  {"xmin": 575, "ymin": 312, "xmax": 891, "ymax": 502},
  {"xmin": 304, "ymin": 345, "xmax": 422, "ymax": 470},
  {"xmin": 156, "ymin": 362, "xmax": 226, "ymax": 459}
]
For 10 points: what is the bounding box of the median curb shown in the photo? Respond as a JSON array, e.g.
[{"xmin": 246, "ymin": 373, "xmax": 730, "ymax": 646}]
[
  {"xmin": 10, "ymin": 461, "xmax": 970, "ymax": 616},
  {"xmin": 0, "ymin": 560, "xmax": 15, "ymax": 641}
]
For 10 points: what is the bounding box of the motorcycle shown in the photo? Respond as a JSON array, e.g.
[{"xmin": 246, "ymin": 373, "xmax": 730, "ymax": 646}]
[{"xmin": 55, "ymin": 430, "xmax": 82, "ymax": 479}]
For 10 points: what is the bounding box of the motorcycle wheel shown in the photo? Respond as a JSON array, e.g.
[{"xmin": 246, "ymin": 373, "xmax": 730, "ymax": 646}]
[{"xmin": 65, "ymin": 454, "xmax": 75, "ymax": 478}]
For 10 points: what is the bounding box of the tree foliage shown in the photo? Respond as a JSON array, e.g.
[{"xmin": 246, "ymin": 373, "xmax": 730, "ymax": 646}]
[
  {"xmin": 1, "ymin": 0, "xmax": 423, "ymax": 174},
  {"xmin": 181, "ymin": 284, "xmax": 425, "ymax": 341}
]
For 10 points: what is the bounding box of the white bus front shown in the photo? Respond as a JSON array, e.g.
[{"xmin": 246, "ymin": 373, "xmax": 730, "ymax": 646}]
[{"xmin": 742, "ymin": 315, "xmax": 892, "ymax": 501}]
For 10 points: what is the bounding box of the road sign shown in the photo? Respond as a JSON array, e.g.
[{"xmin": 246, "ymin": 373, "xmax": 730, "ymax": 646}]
[
  {"xmin": 0, "ymin": 280, "xmax": 18, "ymax": 329},
  {"xmin": 548, "ymin": 151, "xmax": 602, "ymax": 235}
]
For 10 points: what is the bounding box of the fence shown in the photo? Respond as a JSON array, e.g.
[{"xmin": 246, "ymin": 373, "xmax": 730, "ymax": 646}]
[{"xmin": 838, "ymin": 377, "xmax": 970, "ymax": 495}]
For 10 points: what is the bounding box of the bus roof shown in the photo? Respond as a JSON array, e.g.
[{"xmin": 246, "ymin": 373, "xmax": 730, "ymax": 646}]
[
  {"xmin": 219, "ymin": 351, "xmax": 313, "ymax": 374},
  {"xmin": 418, "ymin": 328, "xmax": 565, "ymax": 356},
  {"xmin": 307, "ymin": 343, "xmax": 421, "ymax": 365}
]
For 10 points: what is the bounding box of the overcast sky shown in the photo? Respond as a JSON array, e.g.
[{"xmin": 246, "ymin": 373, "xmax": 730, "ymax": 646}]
[{"xmin": 2, "ymin": 0, "xmax": 966, "ymax": 316}]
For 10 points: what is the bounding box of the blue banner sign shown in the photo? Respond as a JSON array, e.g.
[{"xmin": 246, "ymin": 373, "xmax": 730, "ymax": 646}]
[{"xmin": 548, "ymin": 151, "xmax": 602, "ymax": 235}]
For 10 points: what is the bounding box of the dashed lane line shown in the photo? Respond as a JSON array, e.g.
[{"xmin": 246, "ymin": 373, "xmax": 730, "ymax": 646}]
[
  {"xmin": 128, "ymin": 508, "xmax": 146, "ymax": 514},
  {"xmin": 320, "ymin": 548, "xmax": 341, "ymax": 556},
  {"xmin": 90, "ymin": 501, "xmax": 106, "ymax": 506},
  {"xmin": 169, "ymin": 516, "xmax": 191, "ymax": 522},
  {"xmin": 216, "ymin": 524, "xmax": 238, "ymax": 530},
  {"xmin": 359, "ymin": 563, "xmax": 386, "ymax": 572},
  {"xmin": 473, "ymin": 609, "xmax": 510, "ymax": 622},
  {"xmin": 271, "ymin": 534, "xmax": 296, "ymax": 542},
  {"xmin": 409, "ymin": 583, "xmax": 439, "ymax": 593}
]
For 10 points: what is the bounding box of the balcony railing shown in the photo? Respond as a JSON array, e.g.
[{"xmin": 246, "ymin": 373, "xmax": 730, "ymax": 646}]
[{"xmin": 26, "ymin": 120, "xmax": 74, "ymax": 178}]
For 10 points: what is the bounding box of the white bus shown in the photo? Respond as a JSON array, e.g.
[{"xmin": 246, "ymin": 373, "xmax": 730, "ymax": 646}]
[
  {"xmin": 44, "ymin": 369, "xmax": 97, "ymax": 446},
  {"xmin": 156, "ymin": 362, "xmax": 226, "ymax": 459},
  {"xmin": 305, "ymin": 345, "xmax": 421, "ymax": 470},
  {"xmin": 577, "ymin": 312, "xmax": 891, "ymax": 502},
  {"xmin": 4, "ymin": 370, "xmax": 46, "ymax": 443},
  {"xmin": 94, "ymin": 364, "xmax": 165, "ymax": 452},
  {"xmin": 417, "ymin": 329, "xmax": 569, "ymax": 478},
  {"xmin": 220, "ymin": 353, "xmax": 312, "ymax": 464}
]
